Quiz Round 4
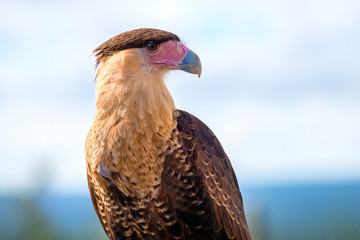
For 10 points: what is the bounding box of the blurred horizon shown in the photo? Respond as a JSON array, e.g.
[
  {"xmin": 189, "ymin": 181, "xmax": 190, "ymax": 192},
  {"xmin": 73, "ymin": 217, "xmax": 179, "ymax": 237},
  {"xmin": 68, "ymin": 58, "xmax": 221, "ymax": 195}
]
[{"xmin": 1, "ymin": 181, "xmax": 360, "ymax": 239}]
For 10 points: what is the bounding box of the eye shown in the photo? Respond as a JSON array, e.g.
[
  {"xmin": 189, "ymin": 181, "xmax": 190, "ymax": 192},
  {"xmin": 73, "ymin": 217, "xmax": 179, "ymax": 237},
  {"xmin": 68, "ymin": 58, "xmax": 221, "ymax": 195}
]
[{"xmin": 145, "ymin": 41, "xmax": 159, "ymax": 53}]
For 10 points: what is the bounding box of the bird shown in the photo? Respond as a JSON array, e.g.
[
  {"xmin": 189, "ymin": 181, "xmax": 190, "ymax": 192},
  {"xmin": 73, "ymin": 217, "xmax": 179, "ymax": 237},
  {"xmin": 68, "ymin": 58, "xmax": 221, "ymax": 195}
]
[{"xmin": 85, "ymin": 28, "xmax": 251, "ymax": 240}]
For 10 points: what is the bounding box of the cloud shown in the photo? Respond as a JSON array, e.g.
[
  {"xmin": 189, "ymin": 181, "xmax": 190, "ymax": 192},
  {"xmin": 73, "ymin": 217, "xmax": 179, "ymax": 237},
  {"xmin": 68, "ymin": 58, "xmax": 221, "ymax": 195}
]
[
  {"xmin": 206, "ymin": 96, "xmax": 360, "ymax": 185},
  {"xmin": 0, "ymin": 0, "xmax": 359, "ymax": 193}
]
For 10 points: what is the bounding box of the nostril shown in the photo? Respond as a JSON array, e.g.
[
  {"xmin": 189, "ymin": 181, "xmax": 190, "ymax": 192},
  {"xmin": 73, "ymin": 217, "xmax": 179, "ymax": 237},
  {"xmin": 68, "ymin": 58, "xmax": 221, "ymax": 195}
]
[{"xmin": 182, "ymin": 47, "xmax": 186, "ymax": 54}]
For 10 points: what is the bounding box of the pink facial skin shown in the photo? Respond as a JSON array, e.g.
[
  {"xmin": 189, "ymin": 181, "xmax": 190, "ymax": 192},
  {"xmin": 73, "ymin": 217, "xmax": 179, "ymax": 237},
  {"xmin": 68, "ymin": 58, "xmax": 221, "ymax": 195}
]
[{"xmin": 143, "ymin": 41, "xmax": 189, "ymax": 70}]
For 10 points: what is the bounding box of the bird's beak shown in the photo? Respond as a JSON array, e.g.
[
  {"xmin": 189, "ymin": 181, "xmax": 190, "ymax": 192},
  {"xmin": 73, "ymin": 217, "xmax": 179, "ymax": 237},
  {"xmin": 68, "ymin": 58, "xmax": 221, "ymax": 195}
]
[{"xmin": 177, "ymin": 49, "xmax": 202, "ymax": 78}]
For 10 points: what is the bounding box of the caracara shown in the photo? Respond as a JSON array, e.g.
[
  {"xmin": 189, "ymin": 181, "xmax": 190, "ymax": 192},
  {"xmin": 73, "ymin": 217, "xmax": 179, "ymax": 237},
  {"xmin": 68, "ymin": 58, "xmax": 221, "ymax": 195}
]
[{"xmin": 85, "ymin": 28, "xmax": 251, "ymax": 240}]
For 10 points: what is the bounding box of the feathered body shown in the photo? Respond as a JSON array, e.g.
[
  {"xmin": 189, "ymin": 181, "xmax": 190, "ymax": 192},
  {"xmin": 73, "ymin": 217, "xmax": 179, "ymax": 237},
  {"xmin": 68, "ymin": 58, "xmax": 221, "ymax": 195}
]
[{"xmin": 85, "ymin": 28, "xmax": 251, "ymax": 240}]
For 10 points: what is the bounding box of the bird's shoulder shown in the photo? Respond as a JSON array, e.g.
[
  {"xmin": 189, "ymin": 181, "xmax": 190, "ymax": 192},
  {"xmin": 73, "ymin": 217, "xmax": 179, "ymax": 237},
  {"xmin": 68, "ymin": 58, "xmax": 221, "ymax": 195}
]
[{"xmin": 160, "ymin": 109, "xmax": 251, "ymax": 240}]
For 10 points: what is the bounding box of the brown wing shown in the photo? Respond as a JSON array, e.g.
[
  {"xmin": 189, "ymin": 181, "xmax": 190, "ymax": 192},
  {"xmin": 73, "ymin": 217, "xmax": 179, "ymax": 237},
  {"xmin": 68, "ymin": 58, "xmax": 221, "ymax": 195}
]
[
  {"xmin": 87, "ymin": 171, "xmax": 125, "ymax": 240},
  {"xmin": 162, "ymin": 110, "xmax": 251, "ymax": 240},
  {"xmin": 87, "ymin": 171, "xmax": 158, "ymax": 240}
]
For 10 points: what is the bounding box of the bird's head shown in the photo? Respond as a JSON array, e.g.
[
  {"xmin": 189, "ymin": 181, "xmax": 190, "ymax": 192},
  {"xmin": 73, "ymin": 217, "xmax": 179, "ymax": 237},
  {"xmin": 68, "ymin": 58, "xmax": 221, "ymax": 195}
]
[{"xmin": 93, "ymin": 28, "xmax": 202, "ymax": 78}]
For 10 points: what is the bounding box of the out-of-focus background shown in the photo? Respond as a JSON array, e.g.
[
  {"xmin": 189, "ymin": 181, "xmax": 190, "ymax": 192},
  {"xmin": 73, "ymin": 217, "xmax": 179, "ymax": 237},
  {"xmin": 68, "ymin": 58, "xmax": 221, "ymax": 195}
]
[{"xmin": 1, "ymin": 0, "xmax": 359, "ymax": 239}]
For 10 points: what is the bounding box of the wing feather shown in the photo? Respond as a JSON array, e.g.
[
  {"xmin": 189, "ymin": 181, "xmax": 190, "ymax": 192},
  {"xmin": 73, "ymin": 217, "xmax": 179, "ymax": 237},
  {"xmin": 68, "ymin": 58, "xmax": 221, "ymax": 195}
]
[{"xmin": 173, "ymin": 110, "xmax": 251, "ymax": 240}]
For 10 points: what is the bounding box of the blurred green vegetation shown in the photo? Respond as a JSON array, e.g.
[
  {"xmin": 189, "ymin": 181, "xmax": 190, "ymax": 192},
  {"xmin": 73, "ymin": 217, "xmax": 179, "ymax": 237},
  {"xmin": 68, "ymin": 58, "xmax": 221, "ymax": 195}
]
[
  {"xmin": 0, "ymin": 193, "xmax": 106, "ymax": 240},
  {"xmin": 0, "ymin": 160, "xmax": 107, "ymax": 240},
  {"xmin": 0, "ymin": 195, "xmax": 57, "ymax": 240},
  {"xmin": 1, "ymin": 182, "xmax": 359, "ymax": 240}
]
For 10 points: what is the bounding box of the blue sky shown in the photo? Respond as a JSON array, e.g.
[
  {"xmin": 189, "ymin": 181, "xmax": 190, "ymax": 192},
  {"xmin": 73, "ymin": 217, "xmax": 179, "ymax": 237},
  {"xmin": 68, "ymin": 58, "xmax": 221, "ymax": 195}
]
[{"xmin": 0, "ymin": 0, "xmax": 359, "ymax": 193}]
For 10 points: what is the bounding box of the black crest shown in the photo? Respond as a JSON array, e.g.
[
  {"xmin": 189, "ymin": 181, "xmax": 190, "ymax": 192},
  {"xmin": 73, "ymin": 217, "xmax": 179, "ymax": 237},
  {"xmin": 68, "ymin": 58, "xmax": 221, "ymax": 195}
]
[{"xmin": 94, "ymin": 28, "xmax": 180, "ymax": 66}]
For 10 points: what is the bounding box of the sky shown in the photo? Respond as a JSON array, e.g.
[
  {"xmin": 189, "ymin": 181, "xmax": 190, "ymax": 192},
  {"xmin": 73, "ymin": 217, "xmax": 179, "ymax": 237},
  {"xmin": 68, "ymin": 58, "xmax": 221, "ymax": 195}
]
[{"xmin": 0, "ymin": 0, "xmax": 359, "ymax": 194}]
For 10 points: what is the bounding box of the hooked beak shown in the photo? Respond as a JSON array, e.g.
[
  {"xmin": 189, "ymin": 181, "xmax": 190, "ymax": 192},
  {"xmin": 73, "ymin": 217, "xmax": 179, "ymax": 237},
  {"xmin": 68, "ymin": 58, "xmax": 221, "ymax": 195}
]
[{"xmin": 177, "ymin": 49, "xmax": 202, "ymax": 78}]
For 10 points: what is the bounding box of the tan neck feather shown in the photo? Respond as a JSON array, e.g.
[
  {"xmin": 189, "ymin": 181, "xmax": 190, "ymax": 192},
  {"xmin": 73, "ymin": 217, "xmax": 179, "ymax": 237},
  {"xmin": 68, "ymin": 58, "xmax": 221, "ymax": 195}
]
[
  {"xmin": 95, "ymin": 49, "xmax": 175, "ymax": 122},
  {"xmin": 88, "ymin": 49, "xmax": 177, "ymax": 197}
]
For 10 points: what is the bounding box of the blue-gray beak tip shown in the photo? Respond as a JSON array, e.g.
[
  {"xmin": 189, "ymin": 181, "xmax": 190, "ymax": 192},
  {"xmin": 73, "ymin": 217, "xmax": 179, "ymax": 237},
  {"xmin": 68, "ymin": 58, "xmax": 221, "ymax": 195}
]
[{"xmin": 178, "ymin": 50, "xmax": 202, "ymax": 78}]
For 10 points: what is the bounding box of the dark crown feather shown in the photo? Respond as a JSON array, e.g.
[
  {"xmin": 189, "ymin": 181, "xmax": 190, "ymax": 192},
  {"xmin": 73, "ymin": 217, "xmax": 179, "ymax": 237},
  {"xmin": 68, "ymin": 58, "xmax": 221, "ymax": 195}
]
[{"xmin": 94, "ymin": 28, "xmax": 180, "ymax": 67}]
